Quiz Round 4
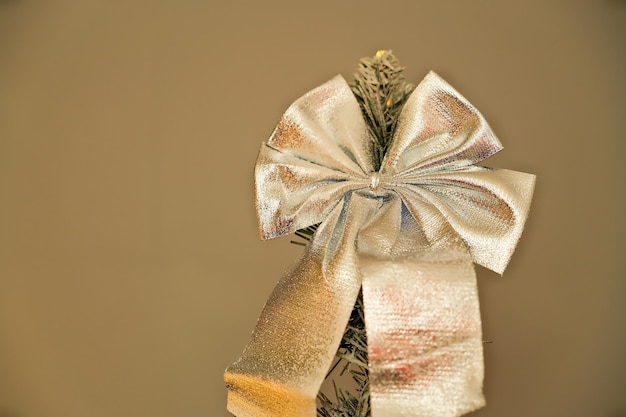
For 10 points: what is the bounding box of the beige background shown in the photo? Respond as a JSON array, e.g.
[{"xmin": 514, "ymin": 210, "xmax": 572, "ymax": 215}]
[{"xmin": 0, "ymin": 1, "xmax": 624, "ymax": 416}]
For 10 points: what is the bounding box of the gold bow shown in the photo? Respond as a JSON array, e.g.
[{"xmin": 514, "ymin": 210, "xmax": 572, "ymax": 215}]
[{"xmin": 225, "ymin": 71, "xmax": 535, "ymax": 417}]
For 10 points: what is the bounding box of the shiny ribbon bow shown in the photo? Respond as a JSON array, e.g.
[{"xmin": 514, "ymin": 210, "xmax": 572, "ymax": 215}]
[{"xmin": 225, "ymin": 71, "xmax": 535, "ymax": 417}]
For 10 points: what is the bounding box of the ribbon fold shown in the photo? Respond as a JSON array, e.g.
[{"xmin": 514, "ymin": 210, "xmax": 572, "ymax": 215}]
[{"xmin": 225, "ymin": 71, "xmax": 535, "ymax": 417}]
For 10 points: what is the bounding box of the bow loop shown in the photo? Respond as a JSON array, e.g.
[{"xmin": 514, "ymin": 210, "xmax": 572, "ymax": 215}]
[
  {"xmin": 394, "ymin": 167, "xmax": 535, "ymax": 274},
  {"xmin": 256, "ymin": 75, "xmax": 375, "ymax": 240},
  {"xmin": 382, "ymin": 71, "xmax": 503, "ymax": 176}
]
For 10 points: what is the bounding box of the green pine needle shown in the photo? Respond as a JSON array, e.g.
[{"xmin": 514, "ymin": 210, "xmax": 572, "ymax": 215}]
[
  {"xmin": 350, "ymin": 50, "xmax": 415, "ymax": 170},
  {"xmin": 317, "ymin": 290, "xmax": 370, "ymax": 417}
]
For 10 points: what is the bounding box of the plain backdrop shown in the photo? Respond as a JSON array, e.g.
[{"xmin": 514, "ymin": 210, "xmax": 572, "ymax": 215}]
[{"xmin": 0, "ymin": 1, "xmax": 624, "ymax": 417}]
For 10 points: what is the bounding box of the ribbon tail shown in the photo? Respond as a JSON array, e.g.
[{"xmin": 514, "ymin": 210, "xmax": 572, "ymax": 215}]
[
  {"xmin": 225, "ymin": 193, "xmax": 379, "ymax": 417},
  {"xmin": 361, "ymin": 249, "xmax": 485, "ymax": 417},
  {"xmin": 224, "ymin": 249, "xmax": 355, "ymax": 417},
  {"xmin": 223, "ymin": 247, "xmax": 342, "ymax": 417}
]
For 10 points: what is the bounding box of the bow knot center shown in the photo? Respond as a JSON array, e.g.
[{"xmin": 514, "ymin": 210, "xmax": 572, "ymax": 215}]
[{"xmin": 369, "ymin": 173, "xmax": 381, "ymax": 190}]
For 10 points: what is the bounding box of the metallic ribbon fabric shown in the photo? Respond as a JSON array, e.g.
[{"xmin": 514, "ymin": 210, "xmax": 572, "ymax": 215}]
[{"xmin": 225, "ymin": 72, "xmax": 535, "ymax": 417}]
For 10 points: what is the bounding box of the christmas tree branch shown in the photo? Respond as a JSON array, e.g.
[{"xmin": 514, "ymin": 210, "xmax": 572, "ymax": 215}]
[{"xmin": 351, "ymin": 50, "xmax": 415, "ymax": 170}]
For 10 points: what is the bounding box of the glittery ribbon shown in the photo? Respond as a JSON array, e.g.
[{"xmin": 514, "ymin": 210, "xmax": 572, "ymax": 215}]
[{"xmin": 225, "ymin": 72, "xmax": 535, "ymax": 417}]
